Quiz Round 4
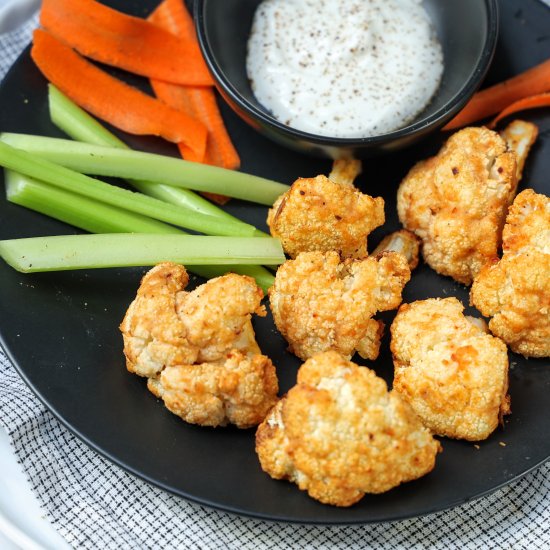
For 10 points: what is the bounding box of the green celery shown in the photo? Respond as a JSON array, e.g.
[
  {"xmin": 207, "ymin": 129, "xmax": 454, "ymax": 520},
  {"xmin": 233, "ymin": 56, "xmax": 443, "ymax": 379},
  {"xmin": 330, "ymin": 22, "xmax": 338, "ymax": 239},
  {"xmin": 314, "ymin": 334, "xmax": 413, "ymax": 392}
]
[
  {"xmin": 0, "ymin": 133, "xmax": 289, "ymax": 206},
  {"xmin": 48, "ymin": 85, "xmax": 124, "ymax": 148},
  {"xmin": 0, "ymin": 140, "xmax": 255, "ymax": 237},
  {"xmin": 5, "ymin": 170, "xmax": 181, "ymax": 235},
  {"xmin": 4, "ymin": 171, "xmax": 275, "ymax": 290},
  {"xmin": 126, "ymin": 181, "xmax": 269, "ymax": 238},
  {"xmin": 48, "ymin": 85, "xmax": 241, "ymax": 223},
  {"xmin": 0, "ymin": 234, "xmax": 285, "ymax": 272}
]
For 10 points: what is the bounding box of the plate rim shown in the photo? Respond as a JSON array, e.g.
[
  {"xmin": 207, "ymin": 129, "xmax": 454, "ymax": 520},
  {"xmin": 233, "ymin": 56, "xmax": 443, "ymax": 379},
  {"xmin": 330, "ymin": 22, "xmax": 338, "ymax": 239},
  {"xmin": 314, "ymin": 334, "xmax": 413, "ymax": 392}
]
[
  {"xmin": 1, "ymin": 0, "xmax": 549, "ymax": 526},
  {"xmin": 3, "ymin": 330, "xmax": 550, "ymax": 526}
]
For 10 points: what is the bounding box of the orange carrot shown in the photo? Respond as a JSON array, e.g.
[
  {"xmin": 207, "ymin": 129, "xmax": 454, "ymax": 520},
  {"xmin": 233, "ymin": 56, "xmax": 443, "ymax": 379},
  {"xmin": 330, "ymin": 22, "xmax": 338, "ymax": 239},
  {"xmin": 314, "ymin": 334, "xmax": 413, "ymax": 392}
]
[
  {"xmin": 31, "ymin": 29, "xmax": 207, "ymax": 158},
  {"xmin": 153, "ymin": 0, "xmax": 195, "ymax": 36},
  {"xmin": 149, "ymin": 0, "xmax": 240, "ymax": 173},
  {"xmin": 150, "ymin": 80, "xmax": 208, "ymax": 163},
  {"xmin": 488, "ymin": 93, "xmax": 550, "ymax": 128},
  {"xmin": 442, "ymin": 59, "xmax": 550, "ymax": 131},
  {"xmin": 40, "ymin": 0, "xmax": 213, "ymax": 86}
]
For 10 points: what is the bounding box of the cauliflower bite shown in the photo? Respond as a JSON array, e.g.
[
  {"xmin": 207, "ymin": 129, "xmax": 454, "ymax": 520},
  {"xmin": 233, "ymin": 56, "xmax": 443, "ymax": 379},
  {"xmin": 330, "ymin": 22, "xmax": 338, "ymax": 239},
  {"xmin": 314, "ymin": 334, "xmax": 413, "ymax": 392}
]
[
  {"xmin": 372, "ymin": 229, "xmax": 421, "ymax": 271},
  {"xmin": 498, "ymin": 120, "xmax": 538, "ymax": 181},
  {"xmin": 120, "ymin": 263, "xmax": 278, "ymax": 428},
  {"xmin": 267, "ymin": 160, "xmax": 384, "ymax": 259},
  {"xmin": 397, "ymin": 126, "xmax": 518, "ymax": 284},
  {"xmin": 502, "ymin": 188, "xmax": 549, "ymax": 255},
  {"xmin": 147, "ymin": 351, "xmax": 278, "ymax": 428},
  {"xmin": 391, "ymin": 297, "xmax": 510, "ymax": 441},
  {"xmin": 256, "ymin": 351, "xmax": 441, "ymax": 507},
  {"xmin": 471, "ymin": 189, "xmax": 550, "ymax": 357},
  {"xmin": 269, "ymin": 251, "xmax": 410, "ymax": 361},
  {"xmin": 327, "ymin": 158, "xmax": 362, "ymax": 187}
]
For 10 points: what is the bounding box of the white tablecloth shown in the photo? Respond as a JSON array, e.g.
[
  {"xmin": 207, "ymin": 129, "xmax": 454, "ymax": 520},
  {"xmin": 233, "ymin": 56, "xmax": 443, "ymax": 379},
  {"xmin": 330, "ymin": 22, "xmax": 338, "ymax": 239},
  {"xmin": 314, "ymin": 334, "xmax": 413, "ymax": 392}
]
[{"xmin": 0, "ymin": 4, "xmax": 549, "ymax": 549}]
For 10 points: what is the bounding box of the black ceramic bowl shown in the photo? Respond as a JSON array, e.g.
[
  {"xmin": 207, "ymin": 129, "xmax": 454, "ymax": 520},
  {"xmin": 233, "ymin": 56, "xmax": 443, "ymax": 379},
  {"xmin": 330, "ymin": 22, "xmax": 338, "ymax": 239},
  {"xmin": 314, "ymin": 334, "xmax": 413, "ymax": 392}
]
[{"xmin": 194, "ymin": 0, "xmax": 499, "ymax": 158}]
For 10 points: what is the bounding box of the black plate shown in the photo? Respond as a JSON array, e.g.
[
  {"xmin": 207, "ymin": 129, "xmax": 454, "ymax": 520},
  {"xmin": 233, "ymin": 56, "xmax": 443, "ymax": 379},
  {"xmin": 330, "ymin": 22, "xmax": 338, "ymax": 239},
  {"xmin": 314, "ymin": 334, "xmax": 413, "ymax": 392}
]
[{"xmin": 0, "ymin": 0, "xmax": 549, "ymax": 524}]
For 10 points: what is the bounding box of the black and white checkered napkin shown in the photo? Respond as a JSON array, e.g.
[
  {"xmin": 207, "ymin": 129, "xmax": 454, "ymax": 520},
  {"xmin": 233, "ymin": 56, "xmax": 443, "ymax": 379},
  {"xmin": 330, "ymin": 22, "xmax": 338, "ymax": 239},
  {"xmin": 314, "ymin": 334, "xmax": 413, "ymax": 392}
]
[{"xmin": 1, "ymin": 11, "xmax": 549, "ymax": 550}]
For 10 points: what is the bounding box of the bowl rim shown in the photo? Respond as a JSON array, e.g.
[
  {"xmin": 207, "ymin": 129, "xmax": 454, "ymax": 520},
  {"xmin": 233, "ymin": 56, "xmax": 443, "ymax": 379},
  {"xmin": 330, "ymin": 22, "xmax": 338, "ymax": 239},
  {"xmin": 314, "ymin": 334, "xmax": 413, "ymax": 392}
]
[{"xmin": 194, "ymin": 0, "xmax": 500, "ymax": 146}]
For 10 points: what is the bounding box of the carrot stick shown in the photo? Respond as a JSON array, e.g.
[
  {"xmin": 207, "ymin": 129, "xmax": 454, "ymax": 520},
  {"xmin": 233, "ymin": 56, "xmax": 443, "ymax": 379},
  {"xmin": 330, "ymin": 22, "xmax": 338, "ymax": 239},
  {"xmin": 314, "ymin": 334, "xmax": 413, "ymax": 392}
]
[
  {"xmin": 152, "ymin": 0, "xmax": 195, "ymax": 37},
  {"xmin": 442, "ymin": 59, "xmax": 550, "ymax": 131},
  {"xmin": 150, "ymin": 80, "xmax": 209, "ymax": 163},
  {"xmin": 488, "ymin": 93, "xmax": 550, "ymax": 128},
  {"xmin": 151, "ymin": 81, "xmax": 232, "ymax": 205},
  {"xmin": 39, "ymin": 0, "xmax": 213, "ymax": 86},
  {"xmin": 31, "ymin": 29, "xmax": 207, "ymax": 159},
  {"xmin": 149, "ymin": 0, "xmax": 240, "ymax": 174}
]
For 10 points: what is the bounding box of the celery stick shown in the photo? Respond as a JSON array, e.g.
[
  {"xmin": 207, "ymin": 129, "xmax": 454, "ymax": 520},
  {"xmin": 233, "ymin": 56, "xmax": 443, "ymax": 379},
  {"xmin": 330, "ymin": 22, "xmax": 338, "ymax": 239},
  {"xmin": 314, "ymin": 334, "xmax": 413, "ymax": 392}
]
[
  {"xmin": 0, "ymin": 133, "xmax": 289, "ymax": 205},
  {"xmin": 48, "ymin": 85, "xmax": 240, "ymax": 223},
  {"xmin": 0, "ymin": 140, "xmax": 255, "ymax": 237},
  {"xmin": 48, "ymin": 85, "xmax": 124, "ymax": 148},
  {"xmin": 132, "ymin": 177, "xmax": 270, "ymax": 238},
  {"xmin": 4, "ymin": 171, "xmax": 276, "ymax": 290},
  {"xmin": 5, "ymin": 170, "xmax": 181, "ymax": 235},
  {"xmin": 128, "ymin": 179, "xmax": 236, "ymax": 223},
  {"xmin": 0, "ymin": 234, "xmax": 285, "ymax": 272}
]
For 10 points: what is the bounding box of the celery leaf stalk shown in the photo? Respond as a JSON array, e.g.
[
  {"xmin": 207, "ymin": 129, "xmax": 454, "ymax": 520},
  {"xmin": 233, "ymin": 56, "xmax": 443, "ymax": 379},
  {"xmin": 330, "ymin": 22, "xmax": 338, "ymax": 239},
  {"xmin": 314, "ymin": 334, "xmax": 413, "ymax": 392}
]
[
  {"xmin": 4, "ymin": 171, "xmax": 276, "ymax": 290},
  {"xmin": 5, "ymin": 170, "xmax": 181, "ymax": 235},
  {"xmin": 48, "ymin": 85, "xmax": 241, "ymax": 223},
  {"xmin": 0, "ymin": 140, "xmax": 255, "ymax": 237},
  {"xmin": 0, "ymin": 133, "xmax": 289, "ymax": 206},
  {"xmin": 48, "ymin": 84, "xmax": 124, "ymax": 148},
  {"xmin": 0, "ymin": 234, "xmax": 285, "ymax": 273}
]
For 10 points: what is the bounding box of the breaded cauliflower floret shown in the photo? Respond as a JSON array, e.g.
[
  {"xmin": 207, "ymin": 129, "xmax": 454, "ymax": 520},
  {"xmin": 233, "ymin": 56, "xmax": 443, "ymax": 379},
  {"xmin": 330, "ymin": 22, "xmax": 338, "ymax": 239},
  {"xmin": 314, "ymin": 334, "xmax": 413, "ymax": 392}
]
[
  {"xmin": 148, "ymin": 350, "xmax": 278, "ymax": 428},
  {"xmin": 397, "ymin": 126, "xmax": 518, "ymax": 284},
  {"xmin": 267, "ymin": 166, "xmax": 384, "ymax": 259},
  {"xmin": 498, "ymin": 120, "xmax": 538, "ymax": 181},
  {"xmin": 502, "ymin": 188, "xmax": 549, "ymax": 255},
  {"xmin": 372, "ymin": 229, "xmax": 421, "ymax": 271},
  {"xmin": 471, "ymin": 189, "xmax": 550, "ymax": 357},
  {"xmin": 256, "ymin": 351, "xmax": 441, "ymax": 507},
  {"xmin": 391, "ymin": 297, "xmax": 510, "ymax": 441},
  {"xmin": 269, "ymin": 251, "xmax": 410, "ymax": 361},
  {"xmin": 120, "ymin": 263, "xmax": 278, "ymax": 428}
]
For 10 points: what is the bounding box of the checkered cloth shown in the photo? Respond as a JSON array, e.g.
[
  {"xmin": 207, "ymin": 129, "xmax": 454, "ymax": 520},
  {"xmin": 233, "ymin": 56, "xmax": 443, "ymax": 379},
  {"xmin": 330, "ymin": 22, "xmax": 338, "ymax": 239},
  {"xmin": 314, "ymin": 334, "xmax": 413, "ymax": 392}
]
[{"xmin": 1, "ymin": 9, "xmax": 549, "ymax": 550}]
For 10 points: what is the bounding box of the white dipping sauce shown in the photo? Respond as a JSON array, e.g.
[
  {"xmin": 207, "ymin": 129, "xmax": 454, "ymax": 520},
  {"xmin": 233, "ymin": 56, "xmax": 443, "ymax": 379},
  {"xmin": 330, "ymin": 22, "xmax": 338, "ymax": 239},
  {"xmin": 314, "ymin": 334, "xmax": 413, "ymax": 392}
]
[{"xmin": 246, "ymin": 0, "xmax": 444, "ymax": 138}]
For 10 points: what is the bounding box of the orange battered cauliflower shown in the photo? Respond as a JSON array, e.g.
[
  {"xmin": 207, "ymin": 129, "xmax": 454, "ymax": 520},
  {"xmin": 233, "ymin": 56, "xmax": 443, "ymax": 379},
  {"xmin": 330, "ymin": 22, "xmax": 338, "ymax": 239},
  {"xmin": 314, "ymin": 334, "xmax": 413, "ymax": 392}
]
[
  {"xmin": 120, "ymin": 263, "xmax": 278, "ymax": 428},
  {"xmin": 269, "ymin": 250, "xmax": 410, "ymax": 361},
  {"xmin": 498, "ymin": 120, "xmax": 538, "ymax": 181},
  {"xmin": 372, "ymin": 229, "xmax": 421, "ymax": 271},
  {"xmin": 391, "ymin": 297, "xmax": 510, "ymax": 441},
  {"xmin": 256, "ymin": 351, "xmax": 441, "ymax": 507},
  {"xmin": 471, "ymin": 189, "xmax": 550, "ymax": 357},
  {"xmin": 397, "ymin": 126, "xmax": 518, "ymax": 284},
  {"xmin": 267, "ymin": 160, "xmax": 384, "ymax": 259}
]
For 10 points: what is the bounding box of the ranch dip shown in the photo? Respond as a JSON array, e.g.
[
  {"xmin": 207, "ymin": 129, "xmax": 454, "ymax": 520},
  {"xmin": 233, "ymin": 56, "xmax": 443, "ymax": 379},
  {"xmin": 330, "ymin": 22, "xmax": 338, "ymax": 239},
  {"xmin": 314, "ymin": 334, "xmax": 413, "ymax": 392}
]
[{"xmin": 246, "ymin": 0, "xmax": 444, "ymax": 138}]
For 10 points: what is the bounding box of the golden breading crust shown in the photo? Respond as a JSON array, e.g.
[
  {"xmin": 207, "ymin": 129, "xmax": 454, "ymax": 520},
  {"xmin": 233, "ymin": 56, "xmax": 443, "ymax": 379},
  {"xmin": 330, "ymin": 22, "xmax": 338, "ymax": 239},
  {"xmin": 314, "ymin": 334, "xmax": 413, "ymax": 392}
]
[
  {"xmin": 148, "ymin": 350, "xmax": 279, "ymax": 429},
  {"xmin": 499, "ymin": 120, "xmax": 538, "ymax": 182},
  {"xmin": 269, "ymin": 251, "xmax": 410, "ymax": 361},
  {"xmin": 267, "ymin": 174, "xmax": 384, "ymax": 259},
  {"xmin": 502, "ymin": 188, "xmax": 550, "ymax": 255},
  {"xmin": 120, "ymin": 263, "xmax": 279, "ymax": 428},
  {"xmin": 328, "ymin": 158, "xmax": 362, "ymax": 187},
  {"xmin": 471, "ymin": 189, "xmax": 550, "ymax": 357},
  {"xmin": 397, "ymin": 126, "xmax": 518, "ymax": 285},
  {"xmin": 256, "ymin": 351, "xmax": 441, "ymax": 507},
  {"xmin": 372, "ymin": 229, "xmax": 421, "ymax": 271},
  {"xmin": 391, "ymin": 297, "xmax": 510, "ymax": 441}
]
